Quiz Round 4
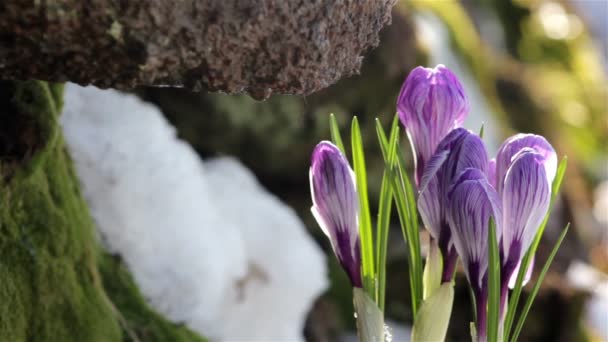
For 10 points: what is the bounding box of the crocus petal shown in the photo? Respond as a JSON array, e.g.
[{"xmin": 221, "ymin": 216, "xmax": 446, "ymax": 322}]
[
  {"xmin": 488, "ymin": 158, "xmax": 497, "ymax": 189},
  {"xmin": 417, "ymin": 129, "xmax": 488, "ymax": 282},
  {"xmin": 418, "ymin": 128, "xmax": 489, "ymax": 241},
  {"xmin": 495, "ymin": 134, "xmax": 557, "ymax": 194},
  {"xmin": 448, "ymin": 168, "xmax": 502, "ymax": 291},
  {"xmin": 418, "ymin": 149, "xmax": 449, "ymax": 240},
  {"xmin": 310, "ymin": 141, "xmax": 362, "ymax": 287},
  {"xmin": 508, "ymin": 256, "xmax": 535, "ymax": 289},
  {"xmin": 501, "ymin": 150, "xmax": 550, "ymax": 274},
  {"xmin": 397, "ymin": 65, "xmax": 469, "ymax": 185}
]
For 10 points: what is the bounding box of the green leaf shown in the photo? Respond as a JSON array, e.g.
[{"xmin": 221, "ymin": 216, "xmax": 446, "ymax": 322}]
[
  {"xmin": 422, "ymin": 240, "xmax": 442, "ymax": 300},
  {"xmin": 329, "ymin": 113, "xmax": 346, "ymax": 154},
  {"xmin": 411, "ymin": 283, "xmax": 454, "ymax": 342},
  {"xmin": 376, "ymin": 114, "xmax": 424, "ymax": 316},
  {"xmin": 375, "ymin": 171, "xmax": 392, "ymax": 312},
  {"xmin": 376, "ymin": 115, "xmax": 399, "ymax": 162},
  {"xmin": 394, "ymin": 142, "xmax": 424, "ymax": 311},
  {"xmin": 351, "ymin": 116, "xmax": 375, "ymax": 299},
  {"xmin": 487, "ymin": 218, "xmax": 500, "ymax": 342},
  {"xmin": 479, "ymin": 123, "xmax": 485, "ymax": 138},
  {"xmin": 374, "ymin": 117, "xmax": 399, "ymax": 312},
  {"xmin": 551, "ymin": 157, "xmax": 567, "ymax": 200},
  {"xmin": 503, "ymin": 156, "xmax": 567, "ymax": 340},
  {"xmin": 376, "ymin": 119, "xmax": 419, "ymax": 316},
  {"xmin": 509, "ymin": 225, "xmax": 569, "ymax": 342},
  {"xmin": 353, "ymin": 287, "xmax": 385, "ymax": 342}
]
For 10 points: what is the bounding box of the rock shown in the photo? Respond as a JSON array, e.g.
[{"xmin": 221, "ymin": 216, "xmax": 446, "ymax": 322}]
[
  {"xmin": 60, "ymin": 83, "xmax": 328, "ymax": 340},
  {"xmin": 1, "ymin": 1, "xmax": 396, "ymax": 98}
]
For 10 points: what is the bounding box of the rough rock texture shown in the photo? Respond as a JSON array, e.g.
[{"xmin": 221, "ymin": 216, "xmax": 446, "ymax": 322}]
[
  {"xmin": 60, "ymin": 84, "xmax": 328, "ymax": 341},
  {"xmin": 0, "ymin": 0, "xmax": 396, "ymax": 99},
  {"xmin": 139, "ymin": 12, "xmax": 422, "ymax": 218},
  {"xmin": 0, "ymin": 80, "xmax": 205, "ymax": 341}
]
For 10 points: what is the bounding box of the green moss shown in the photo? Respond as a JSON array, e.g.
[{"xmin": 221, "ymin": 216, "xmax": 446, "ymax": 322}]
[
  {"xmin": 0, "ymin": 80, "xmax": 205, "ymax": 342},
  {"xmin": 99, "ymin": 255, "xmax": 206, "ymax": 342}
]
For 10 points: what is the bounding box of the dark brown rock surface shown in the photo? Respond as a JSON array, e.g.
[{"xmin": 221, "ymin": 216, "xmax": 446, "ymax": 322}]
[{"xmin": 0, "ymin": 0, "xmax": 396, "ymax": 99}]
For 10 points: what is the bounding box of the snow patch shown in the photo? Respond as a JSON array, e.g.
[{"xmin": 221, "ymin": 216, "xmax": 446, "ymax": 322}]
[{"xmin": 60, "ymin": 84, "xmax": 328, "ymax": 341}]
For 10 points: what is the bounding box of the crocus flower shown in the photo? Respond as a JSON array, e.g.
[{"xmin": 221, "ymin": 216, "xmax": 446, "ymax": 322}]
[
  {"xmin": 418, "ymin": 128, "xmax": 488, "ymax": 282},
  {"xmin": 310, "ymin": 141, "xmax": 362, "ymax": 287},
  {"xmin": 397, "ymin": 64, "xmax": 469, "ymax": 186},
  {"xmin": 448, "ymin": 168, "xmax": 502, "ymax": 341},
  {"xmin": 491, "ymin": 135, "xmax": 556, "ymax": 293}
]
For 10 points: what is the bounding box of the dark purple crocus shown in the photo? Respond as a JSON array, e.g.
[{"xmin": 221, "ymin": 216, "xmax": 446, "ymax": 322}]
[
  {"xmin": 448, "ymin": 168, "xmax": 502, "ymax": 341},
  {"xmin": 397, "ymin": 64, "xmax": 469, "ymax": 186},
  {"xmin": 310, "ymin": 141, "xmax": 362, "ymax": 288},
  {"xmin": 418, "ymin": 128, "xmax": 488, "ymax": 282},
  {"xmin": 491, "ymin": 134, "xmax": 556, "ymax": 303}
]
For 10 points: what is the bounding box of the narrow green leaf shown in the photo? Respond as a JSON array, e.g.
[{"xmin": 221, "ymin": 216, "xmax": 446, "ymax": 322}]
[
  {"xmin": 394, "ymin": 142, "xmax": 424, "ymax": 309},
  {"xmin": 375, "ymin": 119, "xmax": 390, "ymax": 162},
  {"xmin": 377, "ymin": 122, "xmax": 418, "ymax": 315},
  {"xmin": 351, "ymin": 116, "xmax": 375, "ymax": 299},
  {"xmin": 329, "ymin": 113, "xmax": 346, "ymax": 153},
  {"xmin": 376, "ymin": 115, "xmax": 400, "ymax": 161},
  {"xmin": 375, "ymin": 171, "xmax": 392, "ymax": 312},
  {"xmin": 391, "ymin": 173, "xmax": 418, "ymax": 316},
  {"xmin": 411, "ymin": 283, "xmax": 454, "ymax": 342},
  {"xmin": 392, "ymin": 144, "xmax": 422, "ymax": 313},
  {"xmin": 551, "ymin": 157, "xmax": 567, "ymax": 201},
  {"xmin": 374, "ymin": 117, "xmax": 399, "ymax": 312},
  {"xmin": 509, "ymin": 225, "xmax": 569, "ymax": 342},
  {"xmin": 479, "ymin": 123, "xmax": 485, "ymax": 138},
  {"xmin": 376, "ymin": 114, "xmax": 424, "ymax": 315},
  {"xmin": 487, "ymin": 218, "xmax": 500, "ymax": 342},
  {"xmin": 503, "ymin": 156, "xmax": 567, "ymax": 340}
]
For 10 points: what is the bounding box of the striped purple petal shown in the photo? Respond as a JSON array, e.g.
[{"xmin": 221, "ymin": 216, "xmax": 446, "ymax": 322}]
[
  {"xmin": 418, "ymin": 128, "xmax": 488, "ymax": 282},
  {"xmin": 500, "ymin": 150, "xmax": 551, "ymax": 280},
  {"xmin": 310, "ymin": 141, "xmax": 362, "ymax": 287},
  {"xmin": 488, "ymin": 158, "xmax": 497, "ymax": 189},
  {"xmin": 397, "ymin": 65, "xmax": 469, "ymax": 186},
  {"xmin": 494, "ymin": 134, "xmax": 557, "ymax": 194},
  {"xmin": 508, "ymin": 256, "xmax": 534, "ymax": 289},
  {"xmin": 447, "ymin": 168, "xmax": 502, "ymax": 292}
]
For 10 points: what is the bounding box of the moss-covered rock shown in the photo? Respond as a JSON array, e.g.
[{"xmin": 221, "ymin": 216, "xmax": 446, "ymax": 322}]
[{"xmin": 0, "ymin": 80, "xmax": 205, "ymax": 342}]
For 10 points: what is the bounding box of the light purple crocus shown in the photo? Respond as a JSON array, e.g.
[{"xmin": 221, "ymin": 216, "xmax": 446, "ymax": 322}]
[
  {"xmin": 491, "ymin": 134, "xmax": 556, "ymax": 301},
  {"xmin": 397, "ymin": 64, "xmax": 469, "ymax": 186},
  {"xmin": 418, "ymin": 128, "xmax": 489, "ymax": 282},
  {"xmin": 448, "ymin": 168, "xmax": 502, "ymax": 341},
  {"xmin": 310, "ymin": 141, "xmax": 362, "ymax": 288}
]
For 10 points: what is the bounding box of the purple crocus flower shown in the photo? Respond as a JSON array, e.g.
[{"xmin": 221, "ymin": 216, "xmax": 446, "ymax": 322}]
[
  {"xmin": 491, "ymin": 134, "xmax": 556, "ymax": 301},
  {"xmin": 397, "ymin": 64, "xmax": 469, "ymax": 186},
  {"xmin": 310, "ymin": 141, "xmax": 362, "ymax": 288},
  {"xmin": 418, "ymin": 128, "xmax": 488, "ymax": 282},
  {"xmin": 448, "ymin": 168, "xmax": 502, "ymax": 341}
]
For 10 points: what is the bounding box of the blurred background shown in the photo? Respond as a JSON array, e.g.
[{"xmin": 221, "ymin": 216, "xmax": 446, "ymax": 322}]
[{"xmin": 135, "ymin": 1, "xmax": 607, "ymax": 340}]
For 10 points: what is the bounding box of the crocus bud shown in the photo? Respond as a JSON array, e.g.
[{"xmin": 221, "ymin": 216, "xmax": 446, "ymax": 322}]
[
  {"xmin": 499, "ymin": 149, "xmax": 552, "ymax": 281},
  {"xmin": 418, "ymin": 128, "xmax": 488, "ymax": 282},
  {"xmin": 397, "ymin": 64, "xmax": 469, "ymax": 186},
  {"xmin": 493, "ymin": 134, "xmax": 557, "ymax": 194},
  {"xmin": 447, "ymin": 168, "xmax": 502, "ymax": 341},
  {"xmin": 493, "ymin": 135, "xmax": 556, "ymax": 283},
  {"xmin": 310, "ymin": 141, "xmax": 362, "ymax": 287}
]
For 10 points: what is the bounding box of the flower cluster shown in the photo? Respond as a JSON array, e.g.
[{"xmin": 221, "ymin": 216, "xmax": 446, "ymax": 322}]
[
  {"xmin": 398, "ymin": 65, "xmax": 556, "ymax": 340},
  {"xmin": 308, "ymin": 64, "xmax": 562, "ymax": 342}
]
